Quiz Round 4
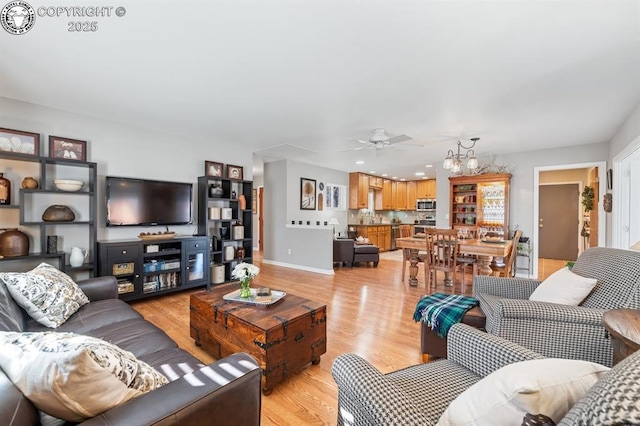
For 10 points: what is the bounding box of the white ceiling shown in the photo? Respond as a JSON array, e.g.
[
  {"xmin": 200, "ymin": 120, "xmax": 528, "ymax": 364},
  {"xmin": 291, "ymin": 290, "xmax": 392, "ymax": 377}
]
[{"xmin": 3, "ymin": 0, "xmax": 640, "ymax": 180}]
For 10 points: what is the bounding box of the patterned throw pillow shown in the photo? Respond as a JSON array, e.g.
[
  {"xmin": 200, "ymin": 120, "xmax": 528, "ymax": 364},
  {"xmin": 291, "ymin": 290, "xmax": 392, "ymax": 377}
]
[
  {"xmin": 0, "ymin": 331, "xmax": 168, "ymax": 422},
  {"xmin": 0, "ymin": 263, "xmax": 90, "ymax": 327}
]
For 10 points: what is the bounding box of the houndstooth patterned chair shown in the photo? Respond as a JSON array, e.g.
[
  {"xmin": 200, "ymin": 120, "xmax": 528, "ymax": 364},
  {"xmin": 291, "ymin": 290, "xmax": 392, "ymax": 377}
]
[
  {"xmin": 332, "ymin": 323, "xmax": 543, "ymax": 425},
  {"xmin": 332, "ymin": 323, "xmax": 640, "ymax": 425},
  {"xmin": 474, "ymin": 247, "xmax": 640, "ymax": 367}
]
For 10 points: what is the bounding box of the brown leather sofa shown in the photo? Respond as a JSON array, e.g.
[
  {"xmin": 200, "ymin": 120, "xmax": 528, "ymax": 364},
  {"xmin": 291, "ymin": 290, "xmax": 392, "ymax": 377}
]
[{"xmin": 0, "ymin": 275, "xmax": 261, "ymax": 426}]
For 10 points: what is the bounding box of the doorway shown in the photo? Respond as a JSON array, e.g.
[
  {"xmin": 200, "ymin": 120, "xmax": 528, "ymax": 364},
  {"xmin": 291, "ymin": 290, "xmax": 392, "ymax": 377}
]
[
  {"xmin": 539, "ymin": 184, "xmax": 579, "ymax": 260},
  {"xmin": 533, "ymin": 161, "xmax": 606, "ymax": 278}
]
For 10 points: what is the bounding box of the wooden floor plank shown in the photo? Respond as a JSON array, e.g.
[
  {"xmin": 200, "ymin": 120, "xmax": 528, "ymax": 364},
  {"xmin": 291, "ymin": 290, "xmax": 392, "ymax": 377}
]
[{"xmin": 131, "ymin": 250, "xmax": 551, "ymax": 425}]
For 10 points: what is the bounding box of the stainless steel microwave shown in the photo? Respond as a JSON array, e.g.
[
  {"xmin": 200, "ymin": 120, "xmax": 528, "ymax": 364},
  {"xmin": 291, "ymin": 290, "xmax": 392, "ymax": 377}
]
[{"xmin": 416, "ymin": 199, "xmax": 436, "ymax": 211}]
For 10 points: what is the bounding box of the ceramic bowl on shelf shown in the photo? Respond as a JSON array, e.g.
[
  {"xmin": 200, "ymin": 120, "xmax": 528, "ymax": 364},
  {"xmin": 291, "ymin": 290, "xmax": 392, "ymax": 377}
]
[{"xmin": 54, "ymin": 179, "xmax": 84, "ymax": 191}]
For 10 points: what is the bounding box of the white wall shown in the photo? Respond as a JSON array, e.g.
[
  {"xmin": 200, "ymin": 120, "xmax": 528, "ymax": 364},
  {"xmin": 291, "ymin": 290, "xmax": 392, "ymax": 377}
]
[
  {"xmin": 607, "ymin": 101, "xmax": 640, "ymax": 246},
  {"xmin": 263, "ymin": 159, "xmax": 348, "ymax": 273},
  {"xmin": 434, "ymin": 142, "xmax": 609, "ymax": 245},
  {"xmin": 0, "ymin": 97, "xmax": 253, "ymax": 246}
]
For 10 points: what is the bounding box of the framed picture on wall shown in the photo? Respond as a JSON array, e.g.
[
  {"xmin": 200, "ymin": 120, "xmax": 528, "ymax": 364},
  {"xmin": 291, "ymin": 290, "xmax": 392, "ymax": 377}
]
[
  {"xmin": 49, "ymin": 136, "xmax": 86, "ymax": 161},
  {"xmin": 252, "ymin": 188, "xmax": 257, "ymax": 214},
  {"xmin": 227, "ymin": 164, "xmax": 243, "ymax": 180},
  {"xmin": 0, "ymin": 127, "xmax": 40, "ymax": 156},
  {"xmin": 205, "ymin": 161, "xmax": 224, "ymax": 177},
  {"xmin": 300, "ymin": 177, "xmax": 316, "ymax": 210}
]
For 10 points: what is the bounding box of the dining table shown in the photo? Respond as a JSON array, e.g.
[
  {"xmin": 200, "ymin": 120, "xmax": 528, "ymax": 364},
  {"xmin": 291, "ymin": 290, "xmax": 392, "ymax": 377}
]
[{"xmin": 395, "ymin": 236, "xmax": 512, "ymax": 287}]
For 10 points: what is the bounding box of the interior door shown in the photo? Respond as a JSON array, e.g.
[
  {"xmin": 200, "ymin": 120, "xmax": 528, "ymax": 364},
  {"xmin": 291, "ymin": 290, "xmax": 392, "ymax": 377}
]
[{"xmin": 539, "ymin": 184, "xmax": 579, "ymax": 260}]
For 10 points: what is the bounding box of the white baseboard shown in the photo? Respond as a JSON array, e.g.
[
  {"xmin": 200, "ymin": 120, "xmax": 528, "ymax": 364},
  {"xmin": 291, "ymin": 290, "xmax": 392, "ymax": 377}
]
[{"xmin": 261, "ymin": 259, "xmax": 335, "ymax": 275}]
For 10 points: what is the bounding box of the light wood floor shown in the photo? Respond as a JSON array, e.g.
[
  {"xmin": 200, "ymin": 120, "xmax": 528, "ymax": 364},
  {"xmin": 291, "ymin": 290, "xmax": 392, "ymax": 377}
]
[{"xmin": 131, "ymin": 251, "xmax": 560, "ymax": 425}]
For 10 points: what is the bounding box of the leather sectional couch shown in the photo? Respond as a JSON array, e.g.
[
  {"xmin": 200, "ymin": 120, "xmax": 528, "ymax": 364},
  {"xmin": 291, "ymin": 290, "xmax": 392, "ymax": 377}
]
[{"xmin": 0, "ymin": 275, "xmax": 261, "ymax": 426}]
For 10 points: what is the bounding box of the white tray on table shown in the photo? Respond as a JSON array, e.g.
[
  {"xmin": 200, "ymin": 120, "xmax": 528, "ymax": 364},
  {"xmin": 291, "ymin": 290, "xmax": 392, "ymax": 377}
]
[{"xmin": 223, "ymin": 289, "xmax": 286, "ymax": 306}]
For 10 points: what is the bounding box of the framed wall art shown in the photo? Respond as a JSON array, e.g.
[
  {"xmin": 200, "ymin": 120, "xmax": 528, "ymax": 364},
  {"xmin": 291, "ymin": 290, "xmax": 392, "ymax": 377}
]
[
  {"xmin": 227, "ymin": 164, "xmax": 243, "ymax": 180},
  {"xmin": 300, "ymin": 177, "xmax": 316, "ymax": 210},
  {"xmin": 205, "ymin": 161, "xmax": 224, "ymax": 177},
  {"xmin": 252, "ymin": 188, "xmax": 257, "ymax": 214},
  {"xmin": 49, "ymin": 136, "xmax": 86, "ymax": 161},
  {"xmin": 0, "ymin": 127, "xmax": 40, "ymax": 156}
]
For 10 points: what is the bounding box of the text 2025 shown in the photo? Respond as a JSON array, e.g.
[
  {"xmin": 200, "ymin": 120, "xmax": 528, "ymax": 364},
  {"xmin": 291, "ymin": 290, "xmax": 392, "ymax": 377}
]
[{"xmin": 68, "ymin": 22, "xmax": 98, "ymax": 32}]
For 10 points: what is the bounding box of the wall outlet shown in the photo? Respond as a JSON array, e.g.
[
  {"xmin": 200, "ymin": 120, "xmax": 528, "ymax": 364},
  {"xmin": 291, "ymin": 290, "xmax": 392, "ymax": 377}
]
[{"xmin": 287, "ymin": 248, "xmax": 291, "ymax": 255}]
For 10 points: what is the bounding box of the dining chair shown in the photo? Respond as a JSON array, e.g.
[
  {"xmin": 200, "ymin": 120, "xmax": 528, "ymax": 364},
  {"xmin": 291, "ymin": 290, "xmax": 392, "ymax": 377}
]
[
  {"xmin": 400, "ymin": 225, "xmax": 426, "ymax": 282},
  {"xmin": 490, "ymin": 230, "xmax": 522, "ymax": 277},
  {"xmin": 424, "ymin": 228, "xmax": 466, "ymax": 292}
]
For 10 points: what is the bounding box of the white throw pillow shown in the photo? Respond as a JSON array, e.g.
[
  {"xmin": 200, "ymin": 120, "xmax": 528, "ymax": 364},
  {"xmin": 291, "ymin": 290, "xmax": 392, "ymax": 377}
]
[
  {"xmin": 0, "ymin": 331, "xmax": 168, "ymax": 422},
  {"xmin": 528, "ymin": 267, "xmax": 597, "ymax": 305},
  {"xmin": 0, "ymin": 262, "xmax": 89, "ymax": 327},
  {"xmin": 437, "ymin": 358, "xmax": 609, "ymax": 426}
]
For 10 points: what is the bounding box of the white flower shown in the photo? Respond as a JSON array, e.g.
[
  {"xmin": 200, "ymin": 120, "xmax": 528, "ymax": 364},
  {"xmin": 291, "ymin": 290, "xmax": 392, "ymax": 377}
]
[{"xmin": 231, "ymin": 262, "xmax": 260, "ymax": 281}]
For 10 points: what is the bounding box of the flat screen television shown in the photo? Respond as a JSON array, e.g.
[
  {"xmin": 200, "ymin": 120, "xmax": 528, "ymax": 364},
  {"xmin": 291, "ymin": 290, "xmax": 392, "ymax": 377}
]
[{"xmin": 106, "ymin": 176, "xmax": 193, "ymax": 227}]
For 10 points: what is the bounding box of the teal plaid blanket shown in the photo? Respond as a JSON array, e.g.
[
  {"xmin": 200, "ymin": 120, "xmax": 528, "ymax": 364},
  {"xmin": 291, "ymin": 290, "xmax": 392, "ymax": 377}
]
[{"xmin": 413, "ymin": 293, "xmax": 479, "ymax": 338}]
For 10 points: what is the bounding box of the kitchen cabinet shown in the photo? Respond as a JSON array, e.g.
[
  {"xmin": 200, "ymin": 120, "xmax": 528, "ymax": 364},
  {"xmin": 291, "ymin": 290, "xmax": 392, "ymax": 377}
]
[
  {"xmin": 417, "ymin": 179, "xmax": 436, "ymax": 199},
  {"xmin": 374, "ymin": 179, "xmax": 393, "ymax": 210},
  {"xmin": 369, "ymin": 176, "xmax": 383, "ymax": 189},
  {"xmin": 395, "ymin": 181, "xmax": 407, "ymax": 210},
  {"xmin": 349, "ymin": 173, "xmax": 369, "ymax": 209},
  {"xmin": 449, "ymin": 173, "xmax": 511, "ymax": 237},
  {"xmin": 406, "ymin": 181, "xmax": 417, "ymax": 211},
  {"xmin": 378, "ymin": 226, "xmax": 391, "ymax": 251},
  {"xmin": 353, "ymin": 225, "xmax": 391, "ymax": 251}
]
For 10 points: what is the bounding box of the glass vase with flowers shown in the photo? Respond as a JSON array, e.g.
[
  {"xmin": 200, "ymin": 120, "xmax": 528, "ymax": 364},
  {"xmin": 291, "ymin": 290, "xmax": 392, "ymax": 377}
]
[{"xmin": 231, "ymin": 262, "xmax": 260, "ymax": 298}]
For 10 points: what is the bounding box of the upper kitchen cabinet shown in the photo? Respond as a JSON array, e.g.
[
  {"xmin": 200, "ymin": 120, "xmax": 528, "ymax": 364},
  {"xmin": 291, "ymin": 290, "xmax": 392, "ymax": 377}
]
[
  {"xmin": 349, "ymin": 172, "xmax": 369, "ymax": 209},
  {"xmin": 417, "ymin": 179, "xmax": 436, "ymax": 199},
  {"xmin": 374, "ymin": 178, "xmax": 393, "ymax": 210},
  {"xmin": 406, "ymin": 181, "xmax": 417, "ymax": 211},
  {"xmin": 395, "ymin": 181, "xmax": 408, "ymax": 210}
]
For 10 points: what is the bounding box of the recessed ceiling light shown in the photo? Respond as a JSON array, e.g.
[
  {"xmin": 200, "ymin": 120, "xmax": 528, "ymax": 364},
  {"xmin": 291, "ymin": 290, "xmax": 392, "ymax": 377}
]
[
  {"xmin": 400, "ymin": 178, "xmax": 406, "ymax": 181},
  {"xmin": 422, "ymin": 176, "xmax": 428, "ymax": 179},
  {"xmin": 355, "ymin": 160, "xmax": 364, "ymax": 165},
  {"xmin": 415, "ymin": 172, "xmax": 425, "ymax": 176},
  {"xmin": 381, "ymin": 173, "xmax": 388, "ymax": 177},
  {"xmin": 425, "ymin": 164, "xmax": 433, "ymax": 168},
  {"xmin": 369, "ymin": 171, "xmax": 376, "ymax": 174},
  {"xmin": 392, "ymin": 176, "xmax": 398, "ymax": 179}
]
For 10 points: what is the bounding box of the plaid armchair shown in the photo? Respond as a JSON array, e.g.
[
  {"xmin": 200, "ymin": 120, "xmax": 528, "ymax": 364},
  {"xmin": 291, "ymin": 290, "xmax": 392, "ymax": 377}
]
[
  {"xmin": 332, "ymin": 324, "xmax": 543, "ymax": 425},
  {"xmin": 332, "ymin": 323, "xmax": 640, "ymax": 425},
  {"xmin": 474, "ymin": 247, "xmax": 640, "ymax": 367}
]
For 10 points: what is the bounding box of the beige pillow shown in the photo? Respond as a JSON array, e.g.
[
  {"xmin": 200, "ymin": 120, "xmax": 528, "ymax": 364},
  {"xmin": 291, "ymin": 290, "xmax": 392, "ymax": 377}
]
[
  {"xmin": 529, "ymin": 267, "xmax": 597, "ymax": 305},
  {"xmin": 0, "ymin": 331, "xmax": 168, "ymax": 422},
  {"xmin": 0, "ymin": 263, "xmax": 89, "ymax": 327},
  {"xmin": 437, "ymin": 358, "xmax": 609, "ymax": 426}
]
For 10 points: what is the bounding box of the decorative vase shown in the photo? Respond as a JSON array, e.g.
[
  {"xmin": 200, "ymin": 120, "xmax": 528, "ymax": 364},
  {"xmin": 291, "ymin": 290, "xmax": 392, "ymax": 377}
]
[
  {"xmin": 209, "ymin": 184, "xmax": 223, "ymax": 198},
  {"xmin": 0, "ymin": 228, "xmax": 29, "ymax": 257},
  {"xmin": 42, "ymin": 205, "xmax": 75, "ymax": 222},
  {"xmin": 238, "ymin": 194, "xmax": 246, "ymax": 210},
  {"xmin": 239, "ymin": 278, "xmax": 252, "ymax": 298},
  {"xmin": 21, "ymin": 176, "xmax": 38, "ymax": 189},
  {"xmin": 69, "ymin": 247, "xmax": 88, "ymax": 267}
]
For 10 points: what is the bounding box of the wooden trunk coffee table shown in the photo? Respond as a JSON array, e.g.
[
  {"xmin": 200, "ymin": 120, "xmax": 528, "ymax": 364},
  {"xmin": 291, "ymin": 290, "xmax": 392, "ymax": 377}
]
[{"xmin": 190, "ymin": 285, "xmax": 327, "ymax": 394}]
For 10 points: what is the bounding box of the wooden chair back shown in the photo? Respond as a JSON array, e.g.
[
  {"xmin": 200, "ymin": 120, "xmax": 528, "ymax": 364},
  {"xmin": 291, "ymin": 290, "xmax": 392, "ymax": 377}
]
[
  {"xmin": 399, "ymin": 225, "xmax": 412, "ymax": 238},
  {"xmin": 424, "ymin": 228, "xmax": 460, "ymax": 272},
  {"xmin": 504, "ymin": 230, "xmax": 523, "ymax": 277}
]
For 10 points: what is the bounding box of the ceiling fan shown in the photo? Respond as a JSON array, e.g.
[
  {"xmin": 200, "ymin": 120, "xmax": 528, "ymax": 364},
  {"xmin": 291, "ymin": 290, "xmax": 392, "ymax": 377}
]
[{"xmin": 345, "ymin": 128, "xmax": 419, "ymax": 153}]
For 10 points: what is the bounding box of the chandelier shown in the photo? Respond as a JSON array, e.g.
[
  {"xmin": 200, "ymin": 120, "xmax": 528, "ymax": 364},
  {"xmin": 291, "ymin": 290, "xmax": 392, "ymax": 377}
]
[{"xmin": 443, "ymin": 137, "xmax": 479, "ymax": 175}]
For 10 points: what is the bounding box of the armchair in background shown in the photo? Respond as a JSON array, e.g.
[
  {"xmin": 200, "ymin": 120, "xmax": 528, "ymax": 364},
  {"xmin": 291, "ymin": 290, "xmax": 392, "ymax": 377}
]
[{"xmin": 474, "ymin": 247, "xmax": 640, "ymax": 367}]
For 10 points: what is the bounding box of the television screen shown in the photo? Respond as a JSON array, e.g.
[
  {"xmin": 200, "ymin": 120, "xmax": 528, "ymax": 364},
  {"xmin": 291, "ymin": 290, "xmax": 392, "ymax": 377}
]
[{"xmin": 106, "ymin": 176, "xmax": 193, "ymax": 226}]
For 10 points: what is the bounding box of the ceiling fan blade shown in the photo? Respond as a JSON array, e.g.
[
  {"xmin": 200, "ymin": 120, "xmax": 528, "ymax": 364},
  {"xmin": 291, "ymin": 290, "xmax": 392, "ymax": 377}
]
[
  {"xmin": 346, "ymin": 138, "xmax": 370, "ymax": 145},
  {"xmin": 339, "ymin": 145, "xmax": 368, "ymax": 153},
  {"xmin": 388, "ymin": 134, "xmax": 412, "ymax": 145}
]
